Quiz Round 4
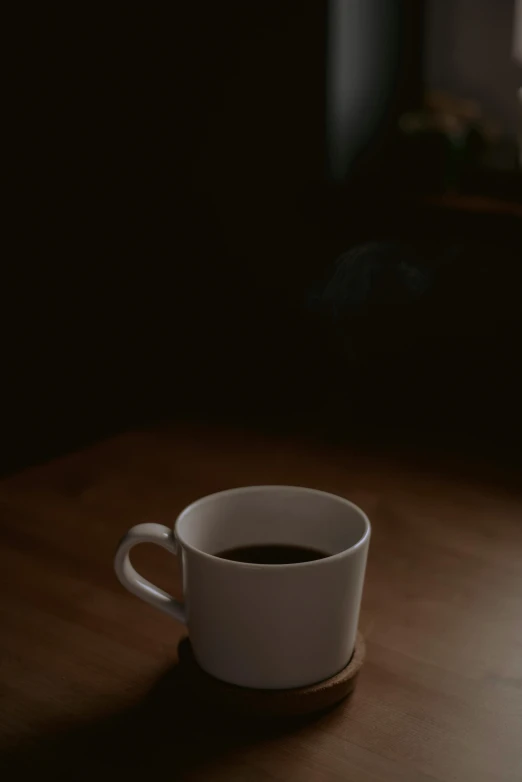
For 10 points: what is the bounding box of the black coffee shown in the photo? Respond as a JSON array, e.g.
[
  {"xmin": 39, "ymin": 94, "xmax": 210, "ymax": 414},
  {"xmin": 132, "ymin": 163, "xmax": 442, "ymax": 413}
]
[{"xmin": 215, "ymin": 544, "xmax": 328, "ymax": 565}]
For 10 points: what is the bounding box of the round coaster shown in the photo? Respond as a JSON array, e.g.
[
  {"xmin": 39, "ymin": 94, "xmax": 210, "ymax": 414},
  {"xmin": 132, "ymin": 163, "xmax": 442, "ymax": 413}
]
[{"xmin": 177, "ymin": 633, "xmax": 365, "ymax": 718}]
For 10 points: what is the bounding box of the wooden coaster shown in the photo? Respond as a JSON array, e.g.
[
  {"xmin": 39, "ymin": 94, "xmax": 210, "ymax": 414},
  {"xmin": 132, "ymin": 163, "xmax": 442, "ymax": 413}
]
[{"xmin": 177, "ymin": 633, "xmax": 365, "ymax": 718}]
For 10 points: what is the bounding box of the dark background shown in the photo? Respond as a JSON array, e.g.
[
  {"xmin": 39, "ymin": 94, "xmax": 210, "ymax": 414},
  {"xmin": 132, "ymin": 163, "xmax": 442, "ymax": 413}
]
[{"xmin": 5, "ymin": 2, "xmax": 521, "ymax": 475}]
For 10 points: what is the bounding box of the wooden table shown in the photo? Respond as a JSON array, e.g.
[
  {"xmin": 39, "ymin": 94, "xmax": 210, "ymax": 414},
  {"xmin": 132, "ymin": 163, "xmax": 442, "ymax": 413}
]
[{"xmin": 1, "ymin": 426, "xmax": 521, "ymax": 781}]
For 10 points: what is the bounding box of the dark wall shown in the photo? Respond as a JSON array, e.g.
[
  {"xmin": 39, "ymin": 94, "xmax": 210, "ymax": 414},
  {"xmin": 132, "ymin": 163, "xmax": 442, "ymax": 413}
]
[
  {"xmin": 7, "ymin": 4, "xmax": 330, "ymax": 470},
  {"xmin": 6, "ymin": 4, "xmax": 521, "ymax": 474},
  {"xmin": 425, "ymin": 0, "xmax": 520, "ymax": 134}
]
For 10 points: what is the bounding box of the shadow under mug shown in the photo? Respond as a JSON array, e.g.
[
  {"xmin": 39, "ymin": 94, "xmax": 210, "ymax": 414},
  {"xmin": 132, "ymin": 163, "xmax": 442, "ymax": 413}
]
[{"xmin": 114, "ymin": 485, "xmax": 371, "ymax": 689}]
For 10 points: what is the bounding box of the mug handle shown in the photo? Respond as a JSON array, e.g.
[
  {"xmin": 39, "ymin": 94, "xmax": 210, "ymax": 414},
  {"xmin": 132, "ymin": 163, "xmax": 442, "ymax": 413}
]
[{"xmin": 114, "ymin": 523, "xmax": 187, "ymax": 624}]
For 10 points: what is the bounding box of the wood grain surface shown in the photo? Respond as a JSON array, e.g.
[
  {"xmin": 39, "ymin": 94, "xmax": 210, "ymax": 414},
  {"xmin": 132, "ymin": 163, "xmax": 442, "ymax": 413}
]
[{"xmin": 0, "ymin": 425, "xmax": 521, "ymax": 781}]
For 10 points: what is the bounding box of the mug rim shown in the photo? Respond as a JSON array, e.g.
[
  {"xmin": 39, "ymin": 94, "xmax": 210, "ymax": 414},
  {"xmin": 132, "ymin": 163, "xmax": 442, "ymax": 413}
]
[{"xmin": 174, "ymin": 485, "xmax": 371, "ymax": 569}]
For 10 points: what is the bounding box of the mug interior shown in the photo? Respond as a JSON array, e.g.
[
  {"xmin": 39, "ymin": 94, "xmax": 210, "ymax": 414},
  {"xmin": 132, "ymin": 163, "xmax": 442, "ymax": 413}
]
[{"xmin": 176, "ymin": 486, "xmax": 369, "ymax": 561}]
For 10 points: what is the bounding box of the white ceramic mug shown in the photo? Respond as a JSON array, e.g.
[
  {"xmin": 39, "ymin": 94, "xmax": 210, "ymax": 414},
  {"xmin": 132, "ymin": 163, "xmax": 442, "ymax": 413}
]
[{"xmin": 114, "ymin": 486, "xmax": 370, "ymax": 689}]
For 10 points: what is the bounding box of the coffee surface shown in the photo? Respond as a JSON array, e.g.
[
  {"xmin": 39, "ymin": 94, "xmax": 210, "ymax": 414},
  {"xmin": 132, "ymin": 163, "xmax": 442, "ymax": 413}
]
[{"xmin": 215, "ymin": 544, "xmax": 328, "ymax": 565}]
